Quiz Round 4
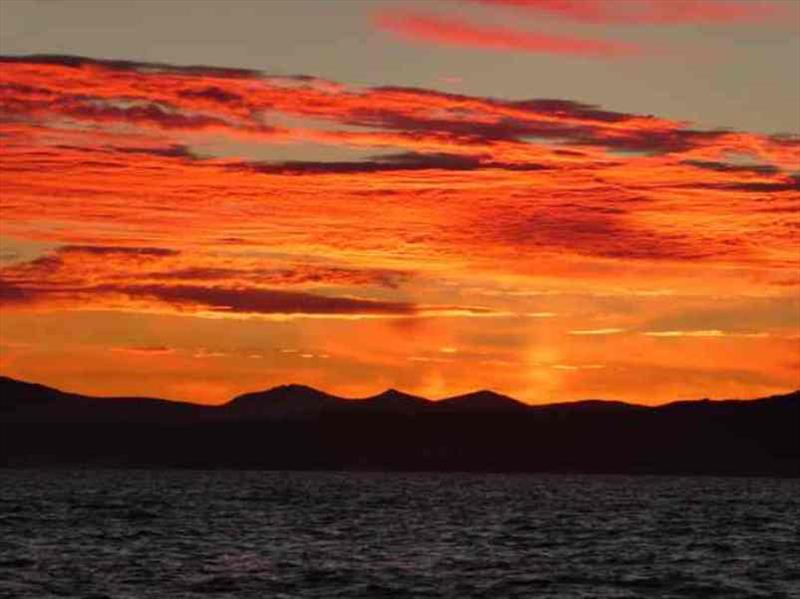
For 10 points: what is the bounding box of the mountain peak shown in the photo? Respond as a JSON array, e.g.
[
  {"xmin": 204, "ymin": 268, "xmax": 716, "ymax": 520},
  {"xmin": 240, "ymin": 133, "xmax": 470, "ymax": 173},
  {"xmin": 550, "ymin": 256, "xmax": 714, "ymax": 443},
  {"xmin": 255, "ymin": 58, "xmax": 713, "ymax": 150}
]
[
  {"xmin": 271, "ymin": 383, "xmax": 323, "ymax": 394},
  {"xmin": 437, "ymin": 389, "xmax": 529, "ymax": 411},
  {"xmin": 370, "ymin": 388, "xmax": 427, "ymax": 401},
  {"xmin": 233, "ymin": 383, "xmax": 328, "ymax": 399},
  {"xmin": 224, "ymin": 383, "xmax": 339, "ymax": 417},
  {"xmin": 356, "ymin": 388, "xmax": 431, "ymax": 413}
]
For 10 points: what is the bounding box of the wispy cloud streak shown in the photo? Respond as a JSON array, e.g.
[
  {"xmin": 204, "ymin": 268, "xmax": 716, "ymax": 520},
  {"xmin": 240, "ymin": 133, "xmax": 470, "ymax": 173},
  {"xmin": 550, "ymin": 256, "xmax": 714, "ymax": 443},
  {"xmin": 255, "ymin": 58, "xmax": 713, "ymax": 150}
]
[
  {"xmin": 373, "ymin": 10, "xmax": 645, "ymax": 57},
  {"xmin": 474, "ymin": 0, "xmax": 790, "ymax": 25}
]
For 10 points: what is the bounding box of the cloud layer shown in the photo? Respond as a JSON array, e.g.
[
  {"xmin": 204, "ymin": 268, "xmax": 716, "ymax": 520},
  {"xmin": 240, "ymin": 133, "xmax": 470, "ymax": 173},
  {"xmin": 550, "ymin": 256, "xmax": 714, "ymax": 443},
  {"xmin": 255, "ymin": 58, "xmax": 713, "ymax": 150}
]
[{"xmin": 0, "ymin": 54, "xmax": 797, "ymax": 402}]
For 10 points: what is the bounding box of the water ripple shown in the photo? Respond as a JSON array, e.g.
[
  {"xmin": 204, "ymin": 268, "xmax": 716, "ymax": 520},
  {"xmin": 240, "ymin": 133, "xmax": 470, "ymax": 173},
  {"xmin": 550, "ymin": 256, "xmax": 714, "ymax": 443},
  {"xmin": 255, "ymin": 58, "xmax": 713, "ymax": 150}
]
[{"xmin": 0, "ymin": 471, "xmax": 798, "ymax": 598}]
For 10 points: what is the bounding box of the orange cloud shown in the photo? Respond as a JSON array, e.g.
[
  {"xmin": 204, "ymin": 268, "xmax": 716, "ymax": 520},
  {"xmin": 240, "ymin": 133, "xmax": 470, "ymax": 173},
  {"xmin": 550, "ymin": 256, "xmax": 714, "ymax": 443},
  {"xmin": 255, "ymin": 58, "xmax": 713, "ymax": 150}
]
[
  {"xmin": 110, "ymin": 345, "xmax": 175, "ymax": 355},
  {"xmin": 644, "ymin": 330, "xmax": 725, "ymax": 337},
  {"xmin": 0, "ymin": 244, "xmax": 499, "ymax": 319},
  {"xmin": 569, "ymin": 328, "xmax": 627, "ymax": 335}
]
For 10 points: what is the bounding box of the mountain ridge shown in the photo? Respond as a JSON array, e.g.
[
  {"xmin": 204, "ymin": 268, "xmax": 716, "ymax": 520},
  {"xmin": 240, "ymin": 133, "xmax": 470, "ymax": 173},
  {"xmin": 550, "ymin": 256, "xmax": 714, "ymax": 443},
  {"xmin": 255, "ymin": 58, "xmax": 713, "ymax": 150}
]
[
  {"xmin": 2, "ymin": 376, "xmax": 798, "ymax": 475},
  {"xmin": 4, "ymin": 375, "xmax": 797, "ymax": 415}
]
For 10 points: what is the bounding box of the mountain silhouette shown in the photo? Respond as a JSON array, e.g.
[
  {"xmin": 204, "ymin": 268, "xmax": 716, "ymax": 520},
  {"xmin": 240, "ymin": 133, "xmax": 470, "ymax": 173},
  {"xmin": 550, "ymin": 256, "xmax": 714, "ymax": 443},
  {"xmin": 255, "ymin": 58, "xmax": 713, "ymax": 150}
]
[
  {"xmin": 224, "ymin": 384, "xmax": 343, "ymax": 418},
  {"xmin": 0, "ymin": 375, "xmax": 206, "ymax": 422},
  {"xmin": 1, "ymin": 376, "xmax": 798, "ymax": 475},
  {"xmin": 355, "ymin": 389, "xmax": 431, "ymax": 413},
  {"xmin": 436, "ymin": 389, "xmax": 529, "ymax": 412},
  {"xmin": 531, "ymin": 399, "xmax": 646, "ymax": 415},
  {"xmin": 224, "ymin": 385, "xmax": 432, "ymax": 417}
]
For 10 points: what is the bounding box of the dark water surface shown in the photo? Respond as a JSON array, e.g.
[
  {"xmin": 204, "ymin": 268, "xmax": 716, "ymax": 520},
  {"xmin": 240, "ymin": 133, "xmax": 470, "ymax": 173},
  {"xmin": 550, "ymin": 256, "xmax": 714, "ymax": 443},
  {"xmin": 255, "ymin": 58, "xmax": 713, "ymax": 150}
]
[{"xmin": 0, "ymin": 471, "xmax": 798, "ymax": 598}]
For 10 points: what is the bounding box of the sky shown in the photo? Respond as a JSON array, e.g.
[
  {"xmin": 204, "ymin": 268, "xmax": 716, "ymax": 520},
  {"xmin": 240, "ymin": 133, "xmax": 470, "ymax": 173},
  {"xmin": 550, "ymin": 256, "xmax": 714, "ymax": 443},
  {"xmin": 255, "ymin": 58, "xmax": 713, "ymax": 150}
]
[{"xmin": 0, "ymin": 0, "xmax": 798, "ymax": 405}]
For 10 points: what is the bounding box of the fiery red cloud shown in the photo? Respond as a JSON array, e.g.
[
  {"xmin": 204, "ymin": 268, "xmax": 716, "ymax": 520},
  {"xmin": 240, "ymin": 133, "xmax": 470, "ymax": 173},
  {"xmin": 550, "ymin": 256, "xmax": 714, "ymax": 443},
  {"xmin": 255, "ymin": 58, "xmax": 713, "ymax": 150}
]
[
  {"xmin": 473, "ymin": 0, "xmax": 789, "ymax": 25},
  {"xmin": 373, "ymin": 10, "xmax": 644, "ymax": 57},
  {"xmin": 0, "ymin": 54, "xmax": 798, "ymax": 402}
]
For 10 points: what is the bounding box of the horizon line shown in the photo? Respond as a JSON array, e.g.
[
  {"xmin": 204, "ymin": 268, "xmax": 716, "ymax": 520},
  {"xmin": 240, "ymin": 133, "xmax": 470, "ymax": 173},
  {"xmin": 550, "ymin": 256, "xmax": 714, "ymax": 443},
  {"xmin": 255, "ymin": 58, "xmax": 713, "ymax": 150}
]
[{"xmin": 2, "ymin": 374, "xmax": 797, "ymax": 410}]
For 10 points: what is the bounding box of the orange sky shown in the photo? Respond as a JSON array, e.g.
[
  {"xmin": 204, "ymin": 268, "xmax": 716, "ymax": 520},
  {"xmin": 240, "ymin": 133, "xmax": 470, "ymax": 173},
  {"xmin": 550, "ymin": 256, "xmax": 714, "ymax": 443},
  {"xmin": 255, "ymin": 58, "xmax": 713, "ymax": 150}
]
[{"xmin": 1, "ymin": 3, "xmax": 799, "ymax": 404}]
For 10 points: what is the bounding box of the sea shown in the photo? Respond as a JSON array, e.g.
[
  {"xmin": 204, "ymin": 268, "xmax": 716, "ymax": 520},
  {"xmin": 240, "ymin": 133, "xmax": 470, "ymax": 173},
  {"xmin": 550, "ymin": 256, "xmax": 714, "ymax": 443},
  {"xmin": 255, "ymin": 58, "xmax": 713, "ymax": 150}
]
[{"xmin": 0, "ymin": 470, "xmax": 798, "ymax": 598}]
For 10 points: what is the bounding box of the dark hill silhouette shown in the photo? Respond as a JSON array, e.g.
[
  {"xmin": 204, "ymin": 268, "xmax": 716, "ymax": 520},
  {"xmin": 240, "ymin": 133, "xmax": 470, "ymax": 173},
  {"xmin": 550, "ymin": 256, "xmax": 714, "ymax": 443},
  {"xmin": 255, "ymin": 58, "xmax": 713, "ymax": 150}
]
[
  {"xmin": 355, "ymin": 389, "xmax": 431, "ymax": 414},
  {"xmin": 224, "ymin": 385, "xmax": 432, "ymax": 417},
  {"xmin": 1, "ymin": 375, "xmax": 87, "ymax": 408},
  {"xmin": 436, "ymin": 389, "xmax": 529, "ymax": 412},
  {"xmin": 0, "ymin": 375, "xmax": 206, "ymax": 422},
  {"xmin": 224, "ymin": 384, "xmax": 344, "ymax": 418},
  {"xmin": 656, "ymin": 392, "xmax": 800, "ymax": 413},
  {"xmin": 1, "ymin": 376, "xmax": 798, "ymax": 475},
  {"xmin": 532, "ymin": 399, "xmax": 646, "ymax": 415}
]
